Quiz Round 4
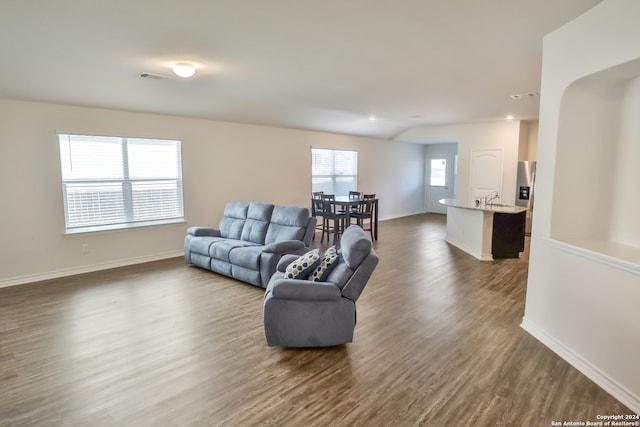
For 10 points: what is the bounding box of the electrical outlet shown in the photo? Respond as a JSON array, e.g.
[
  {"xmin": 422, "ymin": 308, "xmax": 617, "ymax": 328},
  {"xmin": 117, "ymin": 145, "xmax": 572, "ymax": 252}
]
[{"xmin": 81, "ymin": 243, "xmax": 89, "ymax": 254}]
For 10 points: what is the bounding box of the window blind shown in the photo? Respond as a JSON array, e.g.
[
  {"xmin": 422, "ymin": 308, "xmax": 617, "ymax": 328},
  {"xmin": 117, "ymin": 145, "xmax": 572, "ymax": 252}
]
[
  {"xmin": 58, "ymin": 134, "xmax": 184, "ymax": 233},
  {"xmin": 311, "ymin": 148, "xmax": 358, "ymax": 196}
]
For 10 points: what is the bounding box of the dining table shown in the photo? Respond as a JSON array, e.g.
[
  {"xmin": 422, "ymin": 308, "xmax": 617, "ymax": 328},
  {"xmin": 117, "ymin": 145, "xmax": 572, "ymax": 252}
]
[{"xmin": 332, "ymin": 196, "xmax": 379, "ymax": 240}]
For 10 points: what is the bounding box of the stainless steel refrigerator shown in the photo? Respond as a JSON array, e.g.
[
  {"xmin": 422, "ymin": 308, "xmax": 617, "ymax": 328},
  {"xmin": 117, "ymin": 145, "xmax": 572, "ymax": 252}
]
[{"xmin": 515, "ymin": 161, "xmax": 536, "ymax": 235}]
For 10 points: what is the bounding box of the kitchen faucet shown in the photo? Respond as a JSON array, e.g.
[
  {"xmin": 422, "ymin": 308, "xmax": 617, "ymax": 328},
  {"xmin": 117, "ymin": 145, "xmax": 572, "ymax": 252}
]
[{"xmin": 484, "ymin": 191, "xmax": 499, "ymax": 206}]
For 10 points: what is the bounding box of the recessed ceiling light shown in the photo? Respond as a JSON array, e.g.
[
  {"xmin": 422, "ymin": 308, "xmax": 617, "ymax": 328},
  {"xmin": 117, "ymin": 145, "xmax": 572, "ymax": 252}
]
[
  {"xmin": 505, "ymin": 114, "xmax": 515, "ymax": 120},
  {"xmin": 369, "ymin": 115, "xmax": 376, "ymax": 121},
  {"xmin": 172, "ymin": 63, "xmax": 196, "ymax": 78}
]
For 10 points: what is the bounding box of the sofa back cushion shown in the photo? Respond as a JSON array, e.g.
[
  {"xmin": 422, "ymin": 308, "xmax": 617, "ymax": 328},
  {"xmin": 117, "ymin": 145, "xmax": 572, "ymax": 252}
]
[
  {"xmin": 219, "ymin": 202, "xmax": 249, "ymax": 239},
  {"xmin": 265, "ymin": 205, "xmax": 311, "ymax": 244},
  {"xmin": 325, "ymin": 225, "xmax": 378, "ymax": 301},
  {"xmin": 241, "ymin": 202, "xmax": 274, "ymax": 244},
  {"xmin": 340, "ymin": 225, "xmax": 373, "ymax": 268}
]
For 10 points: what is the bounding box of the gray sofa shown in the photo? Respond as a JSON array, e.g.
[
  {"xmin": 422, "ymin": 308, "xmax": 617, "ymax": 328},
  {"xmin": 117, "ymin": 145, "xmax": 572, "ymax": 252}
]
[
  {"xmin": 184, "ymin": 202, "xmax": 317, "ymax": 288},
  {"xmin": 263, "ymin": 225, "xmax": 379, "ymax": 347}
]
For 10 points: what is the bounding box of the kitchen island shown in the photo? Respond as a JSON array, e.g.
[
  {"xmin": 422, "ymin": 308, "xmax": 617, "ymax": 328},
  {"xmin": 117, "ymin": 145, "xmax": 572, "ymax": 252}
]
[{"xmin": 439, "ymin": 198, "xmax": 528, "ymax": 261}]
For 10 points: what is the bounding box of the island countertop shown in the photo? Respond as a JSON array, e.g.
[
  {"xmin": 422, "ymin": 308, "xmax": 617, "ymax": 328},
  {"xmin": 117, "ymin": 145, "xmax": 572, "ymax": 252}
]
[{"xmin": 438, "ymin": 198, "xmax": 528, "ymax": 214}]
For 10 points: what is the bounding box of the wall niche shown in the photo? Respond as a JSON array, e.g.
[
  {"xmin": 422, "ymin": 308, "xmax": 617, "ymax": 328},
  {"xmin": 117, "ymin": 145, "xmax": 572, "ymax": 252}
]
[{"xmin": 551, "ymin": 58, "xmax": 640, "ymax": 267}]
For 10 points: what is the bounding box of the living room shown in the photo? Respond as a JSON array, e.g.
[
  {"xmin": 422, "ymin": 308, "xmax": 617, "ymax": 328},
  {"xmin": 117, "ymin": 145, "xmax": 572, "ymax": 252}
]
[{"xmin": 1, "ymin": 0, "xmax": 639, "ymax": 424}]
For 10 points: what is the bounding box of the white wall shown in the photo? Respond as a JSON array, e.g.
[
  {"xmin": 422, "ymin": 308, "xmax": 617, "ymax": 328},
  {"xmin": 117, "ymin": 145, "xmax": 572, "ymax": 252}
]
[
  {"xmin": 523, "ymin": 0, "xmax": 640, "ymax": 412},
  {"xmin": 517, "ymin": 120, "xmax": 539, "ymax": 161},
  {"xmin": 0, "ymin": 99, "xmax": 425, "ymax": 286},
  {"xmin": 526, "ymin": 121, "xmax": 538, "ymax": 161},
  {"xmin": 395, "ymin": 120, "xmax": 522, "ymax": 206},
  {"xmin": 611, "ymin": 75, "xmax": 640, "ymax": 247}
]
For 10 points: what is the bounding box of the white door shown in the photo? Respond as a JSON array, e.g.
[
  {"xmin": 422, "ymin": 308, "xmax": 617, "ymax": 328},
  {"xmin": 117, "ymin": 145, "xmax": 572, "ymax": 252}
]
[
  {"xmin": 426, "ymin": 155, "xmax": 456, "ymax": 214},
  {"xmin": 469, "ymin": 148, "xmax": 503, "ymax": 206}
]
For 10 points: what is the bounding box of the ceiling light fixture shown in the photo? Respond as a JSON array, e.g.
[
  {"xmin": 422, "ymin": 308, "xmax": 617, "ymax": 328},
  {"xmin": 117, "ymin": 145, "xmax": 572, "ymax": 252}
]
[
  {"xmin": 369, "ymin": 115, "xmax": 376, "ymax": 121},
  {"xmin": 172, "ymin": 63, "xmax": 196, "ymax": 78},
  {"xmin": 505, "ymin": 114, "xmax": 515, "ymax": 120}
]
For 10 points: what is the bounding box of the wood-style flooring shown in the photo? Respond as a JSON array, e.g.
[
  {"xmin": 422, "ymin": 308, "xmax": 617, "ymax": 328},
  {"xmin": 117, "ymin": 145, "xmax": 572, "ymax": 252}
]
[{"xmin": 0, "ymin": 214, "xmax": 633, "ymax": 426}]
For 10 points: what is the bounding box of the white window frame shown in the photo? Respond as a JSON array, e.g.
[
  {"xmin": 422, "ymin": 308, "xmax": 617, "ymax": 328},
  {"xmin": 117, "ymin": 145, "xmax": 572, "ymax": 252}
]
[
  {"xmin": 58, "ymin": 134, "xmax": 184, "ymax": 234},
  {"xmin": 311, "ymin": 148, "xmax": 358, "ymax": 196}
]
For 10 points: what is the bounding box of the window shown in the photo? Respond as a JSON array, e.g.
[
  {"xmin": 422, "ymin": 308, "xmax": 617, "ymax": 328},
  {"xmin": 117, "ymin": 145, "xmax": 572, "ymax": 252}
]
[
  {"xmin": 58, "ymin": 134, "xmax": 184, "ymax": 233},
  {"xmin": 429, "ymin": 158, "xmax": 447, "ymax": 186},
  {"xmin": 311, "ymin": 149, "xmax": 358, "ymax": 196}
]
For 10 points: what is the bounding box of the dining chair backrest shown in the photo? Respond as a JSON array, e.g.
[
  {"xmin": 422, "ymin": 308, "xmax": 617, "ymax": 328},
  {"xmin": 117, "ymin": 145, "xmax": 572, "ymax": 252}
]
[
  {"xmin": 320, "ymin": 194, "xmax": 338, "ymax": 216},
  {"xmin": 311, "ymin": 192, "xmax": 325, "ymax": 215},
  {"xmin": 349, "ymin": 191, "xmax": 363, "ymax": 201},
  {"xmin": 358, "ymin": 197, "xmax": 375, "ymax": 216},
  {"xmin": 358, "ymin": 194, "xmax": 375, "ymax": 214},
  {"xmin": 311, "ymin": 197, "xmax": 324, "ymax": 217}
]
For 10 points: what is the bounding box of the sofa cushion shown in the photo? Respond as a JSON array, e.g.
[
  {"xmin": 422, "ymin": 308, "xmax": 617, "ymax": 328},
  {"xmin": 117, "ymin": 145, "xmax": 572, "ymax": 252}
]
[
  {"xmin": 219, "ymin": 202, "xmax": 249, "ymax": 239},
  {"xmin": 209, "ymin": 239, "xmax": 258, "ymax": 262},
  {"xmin": 189, "ymin": 236, "xmax": 227, "ymax": 256},
  {"xmin": 308, "ymin": 246, "xmax": 340, "ymax": 282},
  {"xmin": 284, "ymin": 249, "xmax": 321, "ymax": 280},
  {"xmin": 229, "ymin": 245, "xmax": 264, "ymax": 270},
  {"xmin": 324, "ymin": 261, "xmax": 354, "ymax": 289},
  {"xmin": 340, "ymin": 225, "xmax": 372, "ymax": 268},
  {"xmin": 265, "ymin": 205, "xmax": 310, "ymax": 244},
  {"xmin": 240, "ymin": 202, "xmax": 274, "ymax": 244}
]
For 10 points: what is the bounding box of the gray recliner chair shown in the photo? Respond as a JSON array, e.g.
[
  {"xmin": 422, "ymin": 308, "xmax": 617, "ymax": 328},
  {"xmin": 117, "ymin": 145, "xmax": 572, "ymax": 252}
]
[{"xmin": 263, "ymin": 225, "xmax": 379, "ymax": 347}]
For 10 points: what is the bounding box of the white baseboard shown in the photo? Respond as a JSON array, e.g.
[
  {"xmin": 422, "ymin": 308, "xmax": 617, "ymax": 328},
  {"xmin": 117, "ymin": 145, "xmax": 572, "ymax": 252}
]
[
  {"xmin": 0, "ymin": 250, "xmax": 184, "ymax": 289},
  {"xmin": 521, "ymin": 317, "xmax": 640, "ymax": 413}
]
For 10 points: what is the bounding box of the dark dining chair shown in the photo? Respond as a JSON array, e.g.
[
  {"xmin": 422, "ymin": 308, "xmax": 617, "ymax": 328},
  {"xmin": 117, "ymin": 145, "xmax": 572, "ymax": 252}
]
[
  {"xmin": 348, "ymin": 191, "xmax": 363, "ymax": 215},
  {"xmin": 350, "ymin": 194, "xmax": 375, "ymax": 240},
  {"xmin": 320, "ymin": 194, "xmax": 347, "ymax": 243},
  {"xmin": 311, "ymin": 192, "xmax": 325, "ymax": 240}
]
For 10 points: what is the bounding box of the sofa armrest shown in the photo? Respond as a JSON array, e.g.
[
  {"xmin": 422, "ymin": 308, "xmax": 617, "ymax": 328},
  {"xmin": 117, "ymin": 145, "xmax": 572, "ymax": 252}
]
[
  {"xmin": 271, "ymin": 279, "xmax": 342, "ymax": 301},
  {"xmin": 276, "ymin": 254, "xmax": 301, "ymax": 272},
  {"xmin": 187, "ymin": 226, "xmax": 221, "ymax": 237},
  {"xmin": 262, "ymin": 240, "xmax": 305, "ymax": 254}
]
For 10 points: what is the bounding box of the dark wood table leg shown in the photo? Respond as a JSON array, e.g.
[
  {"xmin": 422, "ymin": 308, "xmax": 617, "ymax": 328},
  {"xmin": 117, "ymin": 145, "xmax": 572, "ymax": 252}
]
[{"xmin": 373, "ymin": 199, "xmax": 378, "ymax": 240}]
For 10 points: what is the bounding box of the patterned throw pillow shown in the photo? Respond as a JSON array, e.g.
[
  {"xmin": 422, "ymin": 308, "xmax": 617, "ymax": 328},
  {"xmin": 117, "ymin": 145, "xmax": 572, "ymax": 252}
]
[
  {"xmin": 284, "ymin": 249, "xmax": 321, "ymax": 280},
  {"xmin": 308, "ymin": 246, "xmax": 340, "ymax": 282}
]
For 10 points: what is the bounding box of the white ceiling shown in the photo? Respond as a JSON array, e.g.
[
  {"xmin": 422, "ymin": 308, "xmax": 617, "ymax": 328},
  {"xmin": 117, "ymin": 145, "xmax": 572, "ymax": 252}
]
[{"xmin": 0, "ymin": 0, "xmax": 602, "ymax": 140}]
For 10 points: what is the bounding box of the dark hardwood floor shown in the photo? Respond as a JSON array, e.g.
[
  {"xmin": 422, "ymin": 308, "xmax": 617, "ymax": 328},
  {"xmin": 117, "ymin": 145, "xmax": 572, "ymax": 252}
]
[{"xmin": 0, "ymin": 214, "xmax": 632, "ymax": 426}]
